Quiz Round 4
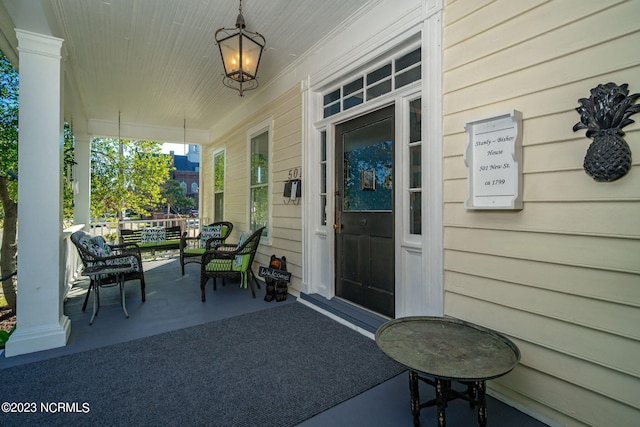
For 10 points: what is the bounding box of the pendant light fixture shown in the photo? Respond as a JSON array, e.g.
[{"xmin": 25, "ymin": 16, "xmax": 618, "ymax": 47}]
[{"xmin": 215, "ymin": 0, "xmax": 266, "ymax": 96}]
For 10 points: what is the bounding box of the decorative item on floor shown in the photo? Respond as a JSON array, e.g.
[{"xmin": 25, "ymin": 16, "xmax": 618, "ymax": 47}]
[
  {"xmin": 260, "ymin": 255, "xmax": 290, "ymax": 302},
  {"xmin": 215, "ymin": 0, "xmax": 266, "ymax": 96},
  {"xmin": 573, "ymin": 82, "xmax": 639, "ymax": 182}
]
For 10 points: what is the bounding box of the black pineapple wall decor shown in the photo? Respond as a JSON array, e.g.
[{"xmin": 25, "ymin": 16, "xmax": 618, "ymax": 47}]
[{"xmin": 573, "ymin": 82, "xmax": 639, "ymax": 182}]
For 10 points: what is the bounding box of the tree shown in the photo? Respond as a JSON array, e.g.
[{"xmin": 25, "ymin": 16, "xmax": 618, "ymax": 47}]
[
  {"xmin": 0, "ymin": 52, "xmax": 75, "ymax": 314},
  {"xmin": 161, "ymin": 179, "xmax": 195, "ymax": 214},
  {"xmin": 90, "ymin": 138, "xmax": 173, "ymax": 219},
  {"xmin": 63, "ymin": 123, "xmax": 75, "ymax": 222},
  {"xmin": 0, "ymin": 50, "xmax": 18, "ymax": 313}
]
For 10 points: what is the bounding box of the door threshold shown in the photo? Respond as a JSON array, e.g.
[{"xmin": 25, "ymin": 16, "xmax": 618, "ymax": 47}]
[{"xmin": 299, "ymin": 293, "xmax": 390, "ymax": 335}]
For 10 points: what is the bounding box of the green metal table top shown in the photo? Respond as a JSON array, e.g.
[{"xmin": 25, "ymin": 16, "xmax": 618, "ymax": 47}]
[{"xmin": 375, "ymin": 316, "xmax": 520, "ymax": 381}]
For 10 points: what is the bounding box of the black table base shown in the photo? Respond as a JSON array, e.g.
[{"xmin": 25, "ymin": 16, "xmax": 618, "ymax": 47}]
[
  {"xmin": 376, "ymin": 317, "xmax": 520, "ymax": 427},
  {"xmin": 409, "ymin": 370, "xmax": 487, "ymax": 427}
]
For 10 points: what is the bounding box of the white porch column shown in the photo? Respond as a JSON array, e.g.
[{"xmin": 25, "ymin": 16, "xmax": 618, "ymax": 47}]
[
  {"xmin": 73, "ymin": 134, "xmax": 91, "ymax": 229},
  {"xmin": 5, "ymin": 30, "xmax": 71, "ymax": 357}
]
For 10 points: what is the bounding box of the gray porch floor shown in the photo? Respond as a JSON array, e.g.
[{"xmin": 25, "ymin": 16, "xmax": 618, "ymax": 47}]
[{"xmin": 0, "ymin": 256, "xmax": 548, "ymax": 426}]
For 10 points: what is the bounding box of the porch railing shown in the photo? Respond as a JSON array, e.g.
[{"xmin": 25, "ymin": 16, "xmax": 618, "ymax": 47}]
[{"xmin": 89, "ymin": 217, "xmax": 209, "ymax": 242}]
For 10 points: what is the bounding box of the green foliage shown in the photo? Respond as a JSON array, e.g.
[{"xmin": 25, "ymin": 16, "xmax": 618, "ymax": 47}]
[
  {"xmin": 90, "ymin": 138, "xmax": 173, "ymax": 218},
  {"xmin": 214, "ymin": 151, "xmax": 225, "ymax": 192},
  {"xmin": 161, "ymin": 179, "xmax": 195, "ymax": 213},
  {"xmin": 63, "ymin": 123, "xmax": 75, "ymax": 221},
  {"xmin": 0, "ymin": 50, "xmax": 18, "ymax": 201},
  {"xmin": 0, "ymin": 49, "xmax": 18, "ymax": 313}
]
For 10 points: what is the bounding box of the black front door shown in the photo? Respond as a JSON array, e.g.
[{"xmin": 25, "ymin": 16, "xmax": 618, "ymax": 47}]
[{"xmin": 334, "ymin": 106, "xmax": 395, "ymax": 317}]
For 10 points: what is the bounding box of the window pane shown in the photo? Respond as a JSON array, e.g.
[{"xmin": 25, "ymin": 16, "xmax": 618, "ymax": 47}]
[
  {"xmin": 367, "ymin": 80, "xmax": 391, "ymax": 100},
  {"xmin": 396, "ymin": 65, "xmax": 421, "ymax": 89},
  {"xmin": 324, "ymin": 103, "xmax": 341, "ymax": 118},
  {"xmin": 251, "ymin": 131, "xmax": 269, "ymax": 185},
  {"xmin": 410, "ymin": 146, "xmax": 421, "ymax": 188},
  {"xmin": 344, "ymin": 78, "xmax": 363, "ymax": 96},
  {"xmin": 410, "ymin": 191, "xmax": 422, "ymax": 235},
  {"xmin": 396, "ymin": 48, "xmax": 421, "ymax": 72},
  {"xmin": 409, "ymin": 98, "xmax": 421, "ymax": 143},
  {"xmin": 214, "ymin": 152, "xmax": 225, "ymax": 192},
  {"xmin": 321, "ymin": 195, "xmax": 327, "ymax": 226},
  {"xmin": 323, "ymin": 89, "xmax": 340, "ymax": 105},
  {"xmin": 214, "ymin": 193, "xmax": 224, "ymax": 222},
  {"xmin": 368, "ymin": 63, "xmax": 391, "ymax": 85},
  {"xmin": 250, "ymin": 185, "xmax": 269, "ymax": 232},
  {"xmin": 344, "ymin": 94, "xmax": 364, "ymax": 110},
  {"xmin": 321, "ymin": 163, "xmax": 327, "ymax": 193},
  {"xmin": 342, "ymin": 118, "xmax": 393, "ymax": 212},
  {"xmin": 320, "ymin": 130, "xmax": 327, "ymax": 226},
  {"xmin": 321, "ymin": 131, "xmax": 326, "ymax": 162}
]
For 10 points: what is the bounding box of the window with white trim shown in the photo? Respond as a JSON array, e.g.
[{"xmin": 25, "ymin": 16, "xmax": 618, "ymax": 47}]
[
  {"xmin": 408, "ymin": 98, "xmax": 422, "ymax": 234},
  {"xmin": 323, "ymin": 47, "xmax": 421, "ymax": 118},
  {"xmin": 250, "ymin": 130, "xmax": 269, "ymax": 234},
  {"xmin": 213, "ymin": 150, "xmax": 225, "ymax": 222},
  {"xmin": 320, "ymin": 130, "xmax": 327, "ymax": 226}
]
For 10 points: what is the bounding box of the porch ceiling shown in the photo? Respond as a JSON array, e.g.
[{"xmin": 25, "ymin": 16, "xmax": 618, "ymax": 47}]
[{"xmin": 0, "ymin": 0, "xmax": 372, "ymax": 140}]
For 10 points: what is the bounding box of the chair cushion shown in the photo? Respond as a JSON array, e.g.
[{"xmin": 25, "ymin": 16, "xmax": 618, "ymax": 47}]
[
  {"xmin": 105, "ymin": 255, "xmax": 140, "ymax": 271},
  {"xmin": 184, "ymin": 248, "xmax": 206, "ymax": 256},
  {"xmin": 202, "ymin": 253, "xmax": 250, "ymax": 272},
  {"xmin": 75, "ymin": 233, "xmax": 95, "ymax": 254},
  {"xmin": 91, "ymin": 236, "xmax": 113, "ymax": 257},
  {"xmin": 200, "ymin": 225, "xmax": 222, "ymax": 248},
  {"xmin": 137, "ymin": 240, "xmax": 180, "ymax": 248},
  {"xmin": 234, "ymin": 232, "xmax": 248, "ymax": 268},
  {"xmin": 232, "ymin": 254, "xmax": 251, "ymax": 272},
  {"xmin": 141, "ymin": 227, "xmax": 166, "ymax": 243},
  {"xmin": 205, "ymin": 258, "xmax": 233, "ymax": 272}
]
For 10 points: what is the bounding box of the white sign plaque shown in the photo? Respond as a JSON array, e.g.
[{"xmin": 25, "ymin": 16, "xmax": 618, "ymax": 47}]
[{"xmin": 464, "ymin": 110, "xmax": 523, "ymax": 209}]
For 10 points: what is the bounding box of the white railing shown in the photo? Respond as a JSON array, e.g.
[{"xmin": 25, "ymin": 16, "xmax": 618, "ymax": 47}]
[
  {"xmin": 89, "ymin": 217, "xmax": 209, "ymax": 242},
  {"xmin": 64, "ymin": 217, "xmax": 207, "ymax": 292},
  {"xmin": 63, "ymin": 224, "xmax": 86, "ymax": 296}
]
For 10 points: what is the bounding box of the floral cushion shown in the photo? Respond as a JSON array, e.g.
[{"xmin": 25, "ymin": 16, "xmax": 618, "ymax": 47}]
[
  {"xmin": 72, "ymin": 231, "xmax": 140, "ymax": 272},
  {"xmin": 75, "ymin": 233, "xmax": 95, "ymax": 254},
  {"xmin": 91, "ymin": 236, "xmax": 113, "ymax": 257},
  {"xmin": 105, "ymin": 255, "xmax": 139, "ymax": 271},
  {"xmin": 141, "ymin": 227, "xmax": 166, "ymax": 243}
]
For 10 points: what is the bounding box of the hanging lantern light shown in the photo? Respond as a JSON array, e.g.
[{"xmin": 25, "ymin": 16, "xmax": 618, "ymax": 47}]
[{"xmin": 215, "ymin": 0, "xmax": 266, "ymax": 96}]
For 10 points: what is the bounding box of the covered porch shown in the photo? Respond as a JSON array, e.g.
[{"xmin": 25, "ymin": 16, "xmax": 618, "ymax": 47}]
[
  {"xmin": 1, "ymin": 0, "xmax": 637, "ymax": 425},
  {"xmin": 0, "ymin": 256, "xmax": 546, "ymax": 426}
]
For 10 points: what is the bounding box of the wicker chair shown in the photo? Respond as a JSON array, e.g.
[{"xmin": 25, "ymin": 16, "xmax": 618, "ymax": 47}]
[
  {"xmin": 200, "ymin": 227, "xmax": 265, "ymax": 301},
  {"xmin": 70, "ymin": 231, "xmax": 146, "ymax": 312},
  {"xmin": 179, "ymin": 221, "xmax": 233, "ymax": 275}
]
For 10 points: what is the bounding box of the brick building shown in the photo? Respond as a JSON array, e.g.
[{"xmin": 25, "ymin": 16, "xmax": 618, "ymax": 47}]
[{"xmin": 169, "ymin": 144, "xmax": 200, "ymax": 211}]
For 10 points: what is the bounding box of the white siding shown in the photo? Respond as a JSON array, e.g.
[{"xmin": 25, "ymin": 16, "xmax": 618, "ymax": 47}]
[
  {"xmin": 201, "ymin": 85, "xmax": 303, "ymax": 293},
  {"xmin": 442, "ymin": 1, "xmax": 640, "ymax": 426}
]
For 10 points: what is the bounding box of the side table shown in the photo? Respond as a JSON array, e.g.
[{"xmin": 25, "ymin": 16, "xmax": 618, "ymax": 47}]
[
  {"xmin": 82, "ymin": 263, "xmax": 136, "ymax": 325},
  {"xmin": 375, "ymin": 316, "xmax": 520, "ymax": 427}
]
